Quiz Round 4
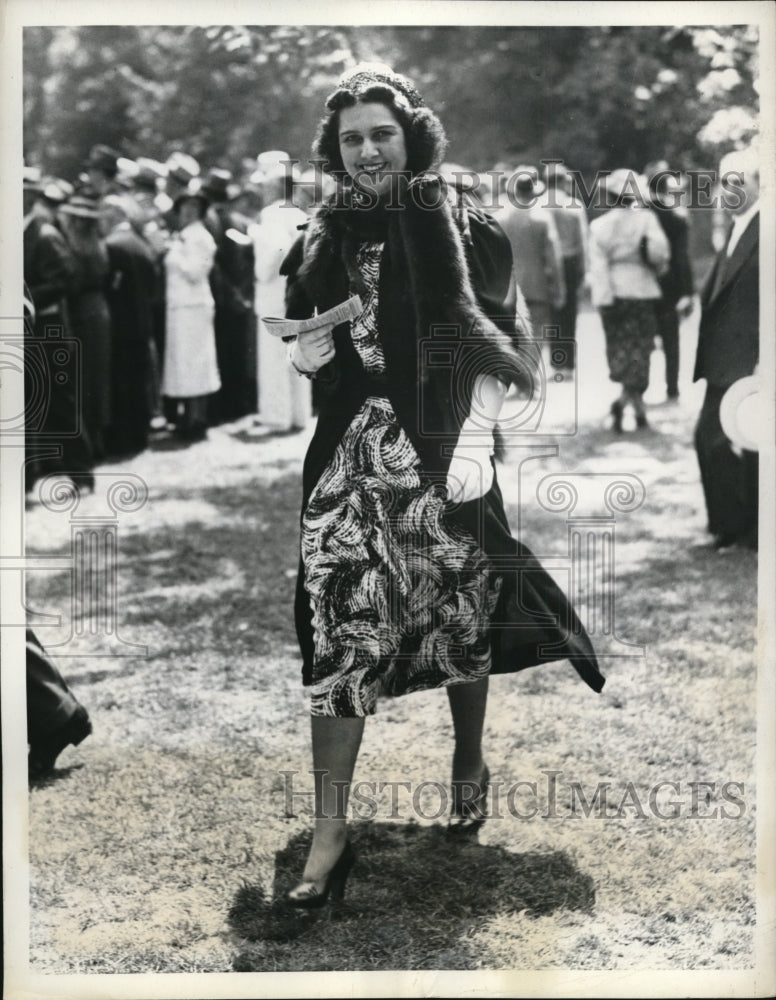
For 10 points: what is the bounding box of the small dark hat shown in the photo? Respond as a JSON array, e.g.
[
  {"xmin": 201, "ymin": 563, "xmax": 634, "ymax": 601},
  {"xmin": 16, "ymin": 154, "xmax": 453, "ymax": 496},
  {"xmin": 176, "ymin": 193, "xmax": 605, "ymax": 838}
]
[
  {"xmin": 166, "ymin": 152, "xmax": 200, "ymax": 187},
  {"xmin": 84, "ymin": 144, "xmax": 120, "ymax": 176},
  {"xmin": 333, "ymin": 62, "xmax": 425, "ymax": 109},
  {"xmin": 200, "ymin": 168, "xmax": 233, "ymax": 201},
  {"xmin": 59, "ymin": 193, "xmax": 101, "ymax": 219},
  {"xmin": 512, "ymin": 165, "xmax": 545, "ymax": 195},
  {"xmin": 133, "ymin": 157, "xmax": 167, "ymax": 192},
  {"xmin": 172, "ymin": 191, "xmax": 210, "ymax": 217}
]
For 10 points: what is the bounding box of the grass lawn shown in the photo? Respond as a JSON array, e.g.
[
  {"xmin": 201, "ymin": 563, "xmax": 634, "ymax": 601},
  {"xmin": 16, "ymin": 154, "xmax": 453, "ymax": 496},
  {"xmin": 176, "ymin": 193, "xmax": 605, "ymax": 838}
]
[{"xmin": 20, "ymin": 376, "xmax": 758, "ymax": 978}]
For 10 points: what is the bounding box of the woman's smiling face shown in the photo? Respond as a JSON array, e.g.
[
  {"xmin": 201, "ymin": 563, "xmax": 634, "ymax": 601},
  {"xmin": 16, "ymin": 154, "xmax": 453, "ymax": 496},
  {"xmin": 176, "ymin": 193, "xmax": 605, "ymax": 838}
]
[{"xmin": 338, "ymin": 102, "xmax": 408, "ymax": 196}]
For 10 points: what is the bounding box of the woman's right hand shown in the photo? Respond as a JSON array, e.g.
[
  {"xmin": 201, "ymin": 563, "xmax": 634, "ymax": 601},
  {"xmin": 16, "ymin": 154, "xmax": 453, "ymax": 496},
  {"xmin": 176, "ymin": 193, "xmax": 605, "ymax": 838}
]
[{"xmin": 289, "ymin": 324, "xmax": 336, "ymax": 374}]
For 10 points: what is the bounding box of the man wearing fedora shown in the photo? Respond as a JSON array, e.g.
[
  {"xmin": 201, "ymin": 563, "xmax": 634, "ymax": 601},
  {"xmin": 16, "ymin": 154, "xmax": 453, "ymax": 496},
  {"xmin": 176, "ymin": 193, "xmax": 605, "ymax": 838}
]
[
  {"xmin": 99, "ymin": 194, "xmax": 159, "ymax": 458},
  {"xmin": 58, "ymin": 190, "xmax": 113, "ymax": 463},
  {"xmin": 23, "ymin": 168, "xmax": 95, "ymax": 493},
  {"xmin": 496, "ymin": 165, "xmax": 566, "ymax": 366},
  {"xmin": 84, "ymin": 144, "xmax": 122, "ymax": 202},
  {"xmin": 125, "ymin": 158, "xmax": 172, "ymax": 432},
  {"xmin": 644, "ymin": 161, "xmax": 695, "ymax": 402},
  {"xmin": 693, "ymin": 145, "xmax": 759, "ymax": 550},
  {"xmin": 201, "ymin": 167, "xmax": 256, "ymax": 423}
]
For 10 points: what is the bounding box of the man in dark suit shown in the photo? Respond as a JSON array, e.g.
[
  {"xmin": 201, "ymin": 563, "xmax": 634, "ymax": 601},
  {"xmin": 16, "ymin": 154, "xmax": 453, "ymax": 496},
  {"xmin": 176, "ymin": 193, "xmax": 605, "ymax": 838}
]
[
  {"xmin": 23, "ymin": 169, "xmax": 94, "ymax": 493},
  {"xmin": 201, "ymin": 168, "xmax": 257, "ymax": 423},
  {"xmin": 645, "ymin": 163, "xmax": 694, "ymax": 401},
  {"xmin": 693, "ymin": 146, "xmax": 759, "ymax": 550},
  {"xmin": 100, "ymin": 195, "xmax": 159, "ymax": 457},
  {"xmin": 496, "ymin": 165, "xmax": 566, "ymax": 355}
]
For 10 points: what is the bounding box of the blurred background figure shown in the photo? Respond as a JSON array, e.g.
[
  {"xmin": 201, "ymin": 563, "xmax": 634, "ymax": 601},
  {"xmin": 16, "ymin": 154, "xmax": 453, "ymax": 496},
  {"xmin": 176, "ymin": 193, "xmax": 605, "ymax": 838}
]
[
  {"xmin": 588, "ymin": 169, "xmax": 670, "ymax": 432},
  {"xmin": 439, "ymin": 161, "xmax": 484, "ymax": 208},
  {"xmin": 693, "ymin": 144, "xmax": 759, "ymax": 550},
  {"xmin": 130, "ymin": 158, "xmax": 170, "ymax": 257},
  {"xmin": 489, "ymin": 160, "xmax": 513, "ymax": 206},
  {"xmin": 155, "ymin": 151, "xmax": 201, "ymax": 425},
  {"xmin": 229, "ymin": 182, "xmax": 263, "ymax": 226},
  {"xmin": 163, "ymin": 152, "xmax": 201, "ymax": 232},
  {"xmin": 99, "ymin": 194, "xmax": 158, "ymax": 458},
  {"xmin": 23, "ymin": 168, "xmax": 94, "ymax": 494},
  {"xmin": 542, "ymin": 161, "xmax": 589, "ymax": 377},
  {"xmin": 161, "ymin": 191, "xmax": 220, "ymax": 441},
  {"xmin": 496, "ymin": 164, "xmax": 565, "ymax": 353},
  {"xmin": 644, "ymin": 161, "xmax": 695, "ymax": 402},
  {"xmin": 251, "ymin": 150, "xmax": 311, "ymax": 432},
  {"xmin": 201, "ymin": 168, "xmax": 256, "ymax": 424},
  {"xmin": 294, "ymin": 166, "xmax": 336, "ymax": 215},
  {"xmin": 126, "ymin": 158, "xmax": 171, "ymax": 432},
  {"xmin": 83, "ymin": 144, "xmax": 122, "ymax": 202},
  {"xmin": 58, "ymin": 191, "xmax": 113, "ymax": 464}
]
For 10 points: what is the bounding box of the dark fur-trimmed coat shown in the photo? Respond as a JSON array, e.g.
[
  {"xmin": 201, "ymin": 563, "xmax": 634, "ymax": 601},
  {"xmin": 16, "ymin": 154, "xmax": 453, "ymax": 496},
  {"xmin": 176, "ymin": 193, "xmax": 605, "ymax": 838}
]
[{"xmin": 282, "ymin": 175, "xmax": 603, "ymax": 693}]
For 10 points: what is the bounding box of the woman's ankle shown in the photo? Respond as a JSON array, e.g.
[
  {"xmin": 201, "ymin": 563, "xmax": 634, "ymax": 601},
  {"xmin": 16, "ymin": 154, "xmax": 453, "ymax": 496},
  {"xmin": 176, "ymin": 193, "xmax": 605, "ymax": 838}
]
[
  {"xmin": 303, "ymin": 823, "xmax": 349, "ymax": 880},
  {"xmin": 451, "ymin": 752, "xmax": 486, "ymax": 782}
]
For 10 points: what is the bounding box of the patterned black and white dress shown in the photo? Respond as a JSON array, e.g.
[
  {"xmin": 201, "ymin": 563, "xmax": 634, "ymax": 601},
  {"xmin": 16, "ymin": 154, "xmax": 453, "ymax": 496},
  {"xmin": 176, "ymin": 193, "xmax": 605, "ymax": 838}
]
[{"xmin": 301, "ymin": 242, "xmax": 501, "ymax": 717}]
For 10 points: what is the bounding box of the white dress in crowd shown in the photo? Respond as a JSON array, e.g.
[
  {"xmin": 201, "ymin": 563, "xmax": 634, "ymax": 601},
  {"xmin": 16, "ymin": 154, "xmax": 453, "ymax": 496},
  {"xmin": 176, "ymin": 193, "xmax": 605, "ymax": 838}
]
[
  {"xmin": 251, "ymin": 200, "xmax": 312, "ymax": 430},
  {"xmin": 162, "ymin": 219, "xmax": 220, "ymax": 399}
]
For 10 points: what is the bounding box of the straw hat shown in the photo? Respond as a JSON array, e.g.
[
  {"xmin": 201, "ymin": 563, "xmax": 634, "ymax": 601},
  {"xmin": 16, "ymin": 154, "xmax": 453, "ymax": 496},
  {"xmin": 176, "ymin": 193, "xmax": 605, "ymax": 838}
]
[{"xmin": 59, "ymin": 193, "xmax": 101, "ymax": 219}]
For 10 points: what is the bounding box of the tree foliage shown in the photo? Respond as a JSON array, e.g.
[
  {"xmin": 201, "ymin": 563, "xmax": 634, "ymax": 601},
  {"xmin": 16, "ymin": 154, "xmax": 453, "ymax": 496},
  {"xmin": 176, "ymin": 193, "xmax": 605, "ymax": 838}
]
[{"xmin": 23, "ymin": 23, "xmax": 760, "ymax": 182}]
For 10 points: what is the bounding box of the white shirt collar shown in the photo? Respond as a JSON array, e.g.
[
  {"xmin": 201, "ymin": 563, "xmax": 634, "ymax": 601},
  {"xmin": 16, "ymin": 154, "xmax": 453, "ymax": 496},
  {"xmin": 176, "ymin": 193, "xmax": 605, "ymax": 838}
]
[{"xmin": 726, "ymin": 200, "xmax": 759, "ymax": 257}]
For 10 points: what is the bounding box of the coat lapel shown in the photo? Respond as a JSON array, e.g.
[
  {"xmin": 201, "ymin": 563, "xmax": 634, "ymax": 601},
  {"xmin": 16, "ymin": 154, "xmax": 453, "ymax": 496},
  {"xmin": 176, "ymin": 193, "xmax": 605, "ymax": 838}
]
[{"xmin": 705, "ymin": 213, "xmax": 758, "ymax": 307}]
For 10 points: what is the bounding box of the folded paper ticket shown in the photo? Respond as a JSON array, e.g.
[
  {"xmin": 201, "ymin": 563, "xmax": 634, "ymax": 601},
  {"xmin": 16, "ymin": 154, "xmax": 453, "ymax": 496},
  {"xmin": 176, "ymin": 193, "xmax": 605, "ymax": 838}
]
[{"xmin": 261, "ymin": 295, "xmax": 363, "ymax": 338}]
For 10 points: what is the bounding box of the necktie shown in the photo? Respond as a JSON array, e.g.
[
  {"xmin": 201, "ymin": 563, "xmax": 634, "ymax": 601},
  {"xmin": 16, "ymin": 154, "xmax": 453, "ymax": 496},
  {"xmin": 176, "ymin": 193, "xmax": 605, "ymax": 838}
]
[{"xmin": 709, "ymin": 227, "xmax": 734, "ymax": 302}]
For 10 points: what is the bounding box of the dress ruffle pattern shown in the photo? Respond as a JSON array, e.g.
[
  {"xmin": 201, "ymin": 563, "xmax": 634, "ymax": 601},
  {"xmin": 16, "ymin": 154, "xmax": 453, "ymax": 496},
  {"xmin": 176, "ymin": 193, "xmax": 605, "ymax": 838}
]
[{"xmin": 301, "ymin": 242, "xmax": 501, "ymax": 717}]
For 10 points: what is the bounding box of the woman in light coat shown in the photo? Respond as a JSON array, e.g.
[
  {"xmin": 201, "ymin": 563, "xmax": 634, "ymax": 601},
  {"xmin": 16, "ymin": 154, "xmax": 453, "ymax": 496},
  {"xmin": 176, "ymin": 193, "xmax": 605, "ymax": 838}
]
[
  {"xmin": 589, "ymin": 170, "xmax": 670, "ymax": 430},
  {"xmin": 162, "ymin": 193, "xmax": 220, "ymax": 440},
  {"xmin": 250, "ymin": 159, "xmax": 312, "ymax": 431}
]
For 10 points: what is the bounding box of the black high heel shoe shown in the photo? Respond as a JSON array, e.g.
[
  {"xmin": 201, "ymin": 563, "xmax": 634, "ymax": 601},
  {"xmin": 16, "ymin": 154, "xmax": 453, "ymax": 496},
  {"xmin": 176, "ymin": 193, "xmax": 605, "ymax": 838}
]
[
  {"xmin": 286, "ymin": 840, "xmax": 355, "ymax": 909},
  {"xmin": 448, "ymin": 765, "xmax": 490, "ymax": 837}
]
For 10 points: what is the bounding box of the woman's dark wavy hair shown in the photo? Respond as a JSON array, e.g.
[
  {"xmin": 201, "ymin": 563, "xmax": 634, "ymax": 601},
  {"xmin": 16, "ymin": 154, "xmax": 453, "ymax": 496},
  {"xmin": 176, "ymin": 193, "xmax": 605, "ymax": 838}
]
[{"xmin": 312, "ymin": 83, "xmax": 448, "ymax": 178}]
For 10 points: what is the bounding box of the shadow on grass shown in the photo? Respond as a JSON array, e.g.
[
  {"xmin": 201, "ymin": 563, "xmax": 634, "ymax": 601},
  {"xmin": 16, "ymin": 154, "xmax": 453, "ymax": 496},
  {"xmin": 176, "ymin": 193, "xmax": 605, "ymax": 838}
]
[
  {"xmin": 506, "ymin": 399, "xmax": 696, "ymax": 466},
  {"xmin": 28, "ymin": 762, "xmax": 86, "ymax": 787},
  {"xmin": 227, "ymin": 822, "xmax": 595, "ymax": 971},
  {"xmin": 147, "ymin": 435, "xmax": 193, "ymax": 453},
  {"xmin": 229, "ymin": 426, "xmax": 305, "ymax": 446}
]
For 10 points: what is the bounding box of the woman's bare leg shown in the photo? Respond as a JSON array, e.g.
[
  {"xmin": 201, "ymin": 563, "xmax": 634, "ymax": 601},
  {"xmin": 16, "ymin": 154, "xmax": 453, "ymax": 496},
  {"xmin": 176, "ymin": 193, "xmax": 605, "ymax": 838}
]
[
  {"xmin": 447, "ymin": 676, "xmax": 489, "ymax": 788},
  {"xmin": 302, "ymin": 715, "xmax": 365, "ymax": 881}
]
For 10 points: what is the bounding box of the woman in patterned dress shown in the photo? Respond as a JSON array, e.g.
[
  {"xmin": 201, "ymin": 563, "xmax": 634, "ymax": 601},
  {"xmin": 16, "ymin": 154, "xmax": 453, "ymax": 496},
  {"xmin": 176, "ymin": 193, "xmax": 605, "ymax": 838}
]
[
  {"xmin": 281, "ymin": 64, "xmax": 604, "ymax": 908},
  {"xmin": 588, "ymin": 170, "xmax": 671, "ymax": 431}
]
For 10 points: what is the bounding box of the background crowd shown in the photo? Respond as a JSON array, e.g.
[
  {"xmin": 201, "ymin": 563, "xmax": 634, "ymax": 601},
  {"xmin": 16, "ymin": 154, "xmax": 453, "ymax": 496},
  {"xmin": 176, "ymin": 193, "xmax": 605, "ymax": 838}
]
[
  {"xmin": 22, "ymin": 136, "xmax": 759, "ymax": 545},
  {"xmin": 22, "ymin": 145, "xmax": 319, "ymax": 493}
]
